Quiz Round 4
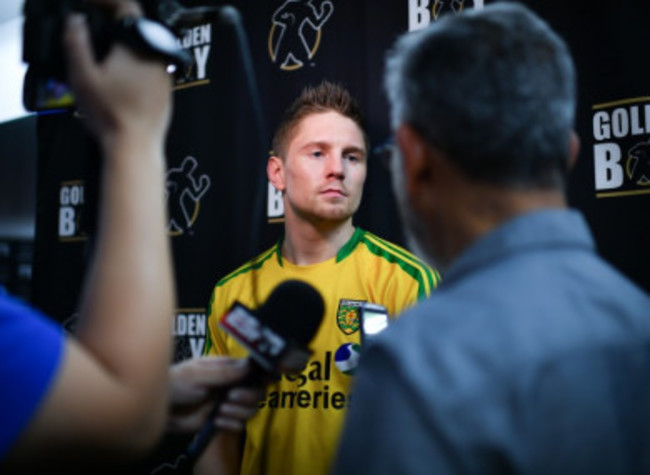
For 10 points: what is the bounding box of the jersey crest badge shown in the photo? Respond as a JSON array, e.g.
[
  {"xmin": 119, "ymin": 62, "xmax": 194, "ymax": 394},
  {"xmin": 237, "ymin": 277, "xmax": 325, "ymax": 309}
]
[{"xmin": 336, "ymin": 299, "xmax": 362, "ymax": 335}]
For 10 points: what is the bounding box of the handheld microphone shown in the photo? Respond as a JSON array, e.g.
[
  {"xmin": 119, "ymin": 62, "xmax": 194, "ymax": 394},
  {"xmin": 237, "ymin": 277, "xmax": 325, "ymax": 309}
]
[{"xmin": 151, "ymin": 280, "xmax": 325, "ymax": 474}]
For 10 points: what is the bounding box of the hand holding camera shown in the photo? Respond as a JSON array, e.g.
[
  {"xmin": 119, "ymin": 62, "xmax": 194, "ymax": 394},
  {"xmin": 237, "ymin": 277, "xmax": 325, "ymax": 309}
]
[{"xmin": 22, "ymin": 0, "xmax": 191, "ymax": 112}]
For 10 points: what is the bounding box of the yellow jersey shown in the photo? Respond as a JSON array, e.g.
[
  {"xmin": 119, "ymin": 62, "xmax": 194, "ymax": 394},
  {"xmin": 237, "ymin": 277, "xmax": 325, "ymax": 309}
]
[{"xmin": 204, "ymin": 227, "xmax": 440, "ymax": 475}]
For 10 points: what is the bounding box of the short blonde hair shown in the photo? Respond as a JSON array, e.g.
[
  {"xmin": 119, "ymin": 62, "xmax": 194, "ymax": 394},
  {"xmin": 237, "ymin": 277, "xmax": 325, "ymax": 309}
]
[{"xmin": 271, "ymin": 81, "xmax": 368, "ymax": 158}]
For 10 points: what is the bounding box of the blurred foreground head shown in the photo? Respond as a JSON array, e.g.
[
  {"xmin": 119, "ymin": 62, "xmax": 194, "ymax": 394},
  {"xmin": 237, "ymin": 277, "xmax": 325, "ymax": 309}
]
[
  {"xmin": 385, "ymin": 2, "xmax": 577, "ymax": 190},
  {"xmin": 384, "ymin": 3, "xmax": 578, "ymax": 270}
]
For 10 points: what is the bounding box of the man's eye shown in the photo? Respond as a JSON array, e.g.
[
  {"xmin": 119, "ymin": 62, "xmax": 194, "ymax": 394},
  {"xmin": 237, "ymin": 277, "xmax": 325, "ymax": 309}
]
[
  {"xmin": 345, "ymin": 154, "xmax": 361, "ymax": 162},
  {"xmin": 312, "ymin": 150, "xmax": 323, "ymax": 158}
]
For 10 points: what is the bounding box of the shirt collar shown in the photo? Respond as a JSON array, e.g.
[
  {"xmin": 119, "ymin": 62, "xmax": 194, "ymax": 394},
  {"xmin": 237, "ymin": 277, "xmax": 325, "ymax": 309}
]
[
  {"xmin": 275, "ymin": 227, "xmax": 364, "ymax": 266},
  {"xmin": 443, "ymin": 209, "xmax": 595, "ymax": 284}
]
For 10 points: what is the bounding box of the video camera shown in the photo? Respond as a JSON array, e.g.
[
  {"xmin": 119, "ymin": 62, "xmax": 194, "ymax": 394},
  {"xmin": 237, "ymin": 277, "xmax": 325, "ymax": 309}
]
[{"xmin": 22, "ymin": 0, "xmax": 224, "ymax": 111}]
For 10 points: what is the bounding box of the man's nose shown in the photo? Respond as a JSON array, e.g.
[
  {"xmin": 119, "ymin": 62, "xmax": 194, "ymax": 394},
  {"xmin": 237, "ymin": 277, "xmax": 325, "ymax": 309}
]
[{"xmin": 326, "ymin": 154, "xmax": 345, "ymax": 178}]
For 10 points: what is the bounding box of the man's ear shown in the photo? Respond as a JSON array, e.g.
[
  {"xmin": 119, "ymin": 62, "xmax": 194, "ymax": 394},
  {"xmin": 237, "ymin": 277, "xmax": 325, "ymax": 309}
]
[
  {"xmin": 267, "ymin": 155, "xmax": 285, "ymax": 192},
  {"xmin": 568, "ymin": 130, "xmax": 580, "ymax": 172}
]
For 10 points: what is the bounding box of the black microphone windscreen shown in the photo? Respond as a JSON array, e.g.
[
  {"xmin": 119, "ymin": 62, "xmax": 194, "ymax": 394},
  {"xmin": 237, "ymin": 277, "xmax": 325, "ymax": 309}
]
[{"xmin": 257, "ymin": 280, "xmax": 325, "ymax": 347}]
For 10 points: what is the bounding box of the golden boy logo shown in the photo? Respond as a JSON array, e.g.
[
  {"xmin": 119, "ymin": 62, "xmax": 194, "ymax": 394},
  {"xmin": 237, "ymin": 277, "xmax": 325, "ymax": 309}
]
[
  {"xmin": 408, "ymin": 0, "xmax": 484, "ymax": 31},
  {"xmin": 175, "ymin": 23, "xmax": 212, "ymax": 87},
  {"xmin": 592, "ymin": 97, "xmax": 650, "ymax": 198},
  {"xmin": 268, "ymin": 0, "xmax": 334, "ymax": 71},
  {"xmin": 58, "ymin": 180, "xmax": 87, "ymax": 242},
  {"xmin": 173, "ymin": 310, "xmax": 207, "ymax": 361}
]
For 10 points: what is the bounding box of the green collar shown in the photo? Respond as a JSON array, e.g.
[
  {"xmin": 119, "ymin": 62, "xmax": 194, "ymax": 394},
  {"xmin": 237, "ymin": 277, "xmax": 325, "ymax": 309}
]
[{"xmin": 275, "ymin": 227, "xmax": 365, "ymax": 266}]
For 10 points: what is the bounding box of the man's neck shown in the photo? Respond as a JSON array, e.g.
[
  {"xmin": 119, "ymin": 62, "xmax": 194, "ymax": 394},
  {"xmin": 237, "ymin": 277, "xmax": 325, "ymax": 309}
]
[
  {"xmin": 282, "ymin": 218, "xmax": 356, "ymax": 266},
  {"xmin": 438, "ymin": 184, "xmax": 568, "ymax": 268}
]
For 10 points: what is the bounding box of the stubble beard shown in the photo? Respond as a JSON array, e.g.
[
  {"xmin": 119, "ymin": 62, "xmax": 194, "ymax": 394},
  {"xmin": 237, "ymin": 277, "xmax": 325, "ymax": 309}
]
[{"xmin": 286, "ymin": 195, "xmax": 358, "ymax": 228}]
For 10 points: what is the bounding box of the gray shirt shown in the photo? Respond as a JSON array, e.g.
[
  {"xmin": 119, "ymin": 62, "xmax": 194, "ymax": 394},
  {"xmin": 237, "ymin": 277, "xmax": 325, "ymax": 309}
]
[{"xmin": 334, "ymin": 209, "xmax": 650, "ymax": 474}]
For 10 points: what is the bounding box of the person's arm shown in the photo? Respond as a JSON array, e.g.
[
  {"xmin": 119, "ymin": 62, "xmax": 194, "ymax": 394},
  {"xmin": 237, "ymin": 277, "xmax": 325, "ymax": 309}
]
[
  {"xmin": 194, "ymin": 289, "xmax": 246, "ymax": 475},
  {"xmin": 195, "ymin": 432, "xmax": 244, "ymax": 475},
  {"xmin": 5, "ymin": 3, "xmax": 175, "ymax": 469}
]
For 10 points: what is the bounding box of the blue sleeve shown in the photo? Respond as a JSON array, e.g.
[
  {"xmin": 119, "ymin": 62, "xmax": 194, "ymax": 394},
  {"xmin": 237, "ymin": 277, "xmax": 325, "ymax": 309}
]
[{"xmin": 0, "ymin": 294, "xmax": 65, "ymax": 459}]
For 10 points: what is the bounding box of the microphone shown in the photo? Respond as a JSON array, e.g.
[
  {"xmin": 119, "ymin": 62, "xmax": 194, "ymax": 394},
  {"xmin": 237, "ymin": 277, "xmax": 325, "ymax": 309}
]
[
  {"xmin": 151, "ymin": 280, "xmax": 325, "ymax": 474},
  {"xmin": 220, "ymin": 281, "xmax": 325, "ymax": 379}
]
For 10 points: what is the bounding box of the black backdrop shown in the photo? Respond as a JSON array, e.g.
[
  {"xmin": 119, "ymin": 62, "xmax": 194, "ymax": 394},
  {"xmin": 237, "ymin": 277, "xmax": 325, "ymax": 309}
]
[
  {"xmin": 19, "ymin": 0, "xmax": 649, "ymax": 471},
  {"xmin": 30, "ymin": 0, "xmax": 650, "ymax": 360}
]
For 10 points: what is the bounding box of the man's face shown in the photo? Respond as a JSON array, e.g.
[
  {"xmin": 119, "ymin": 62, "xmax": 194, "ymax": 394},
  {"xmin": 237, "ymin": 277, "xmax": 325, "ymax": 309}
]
[
  {"xmin": 390, "ymin": 143, "xmax": 442, "ymax": 270},
  {"xmin": 275, "ymin": 111, "xmax": 367, "ymax": 225}
]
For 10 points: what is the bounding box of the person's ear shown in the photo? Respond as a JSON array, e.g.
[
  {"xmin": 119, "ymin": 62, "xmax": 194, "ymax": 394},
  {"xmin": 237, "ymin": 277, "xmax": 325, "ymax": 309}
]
[
  {"xmin": 267, "ymin": 155, "xmax": 285, "ymax": 192},
  {"xmin": 567, "ymin": 130, "xmax": 580, "ymax": 171}
]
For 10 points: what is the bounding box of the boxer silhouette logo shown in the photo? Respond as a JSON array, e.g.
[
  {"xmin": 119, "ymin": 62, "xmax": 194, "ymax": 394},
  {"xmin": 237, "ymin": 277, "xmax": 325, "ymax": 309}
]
[
  {"xmin": 433, "ymin": 0, "xmax": 471, "ymax": 19},
  {"xmin": 268, "ymin": 0, "xmax": 334, "ymax": 71},
  {"xmin": 165, "ymin": 156, "xmax": 211, "ymax": 236},
  {"xmin": 626, "ymin": 142, "xmax": 650, "ymax": 186}
]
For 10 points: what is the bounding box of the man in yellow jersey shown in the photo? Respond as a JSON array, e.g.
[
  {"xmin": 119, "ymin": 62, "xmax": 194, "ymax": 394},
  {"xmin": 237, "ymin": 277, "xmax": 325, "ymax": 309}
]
[{"xmin": 197, "ymin": 81, "xmax": 440, "ymax": 475}]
